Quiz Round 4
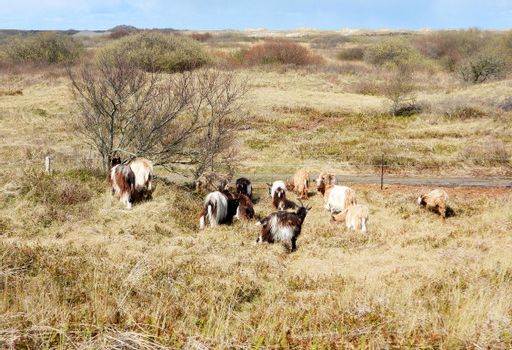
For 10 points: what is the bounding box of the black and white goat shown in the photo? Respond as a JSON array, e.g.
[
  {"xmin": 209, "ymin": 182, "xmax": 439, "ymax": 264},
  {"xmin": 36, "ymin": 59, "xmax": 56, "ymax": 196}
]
[
  {"xmin": 199, "ymin": 191, "xmax": 255, "ymax": 229},
  {"xmin": 267, "ymin": 180, "xmax": 287, "ymax": 211},
  {"xmin": 199, "ymin": 191, "xmax": 228, "ymax": 229},
  {"xmin": 236, "ymin": 177, "xmax": 252, "ymax": 199},
  {"xmin": 256, "ymin": 203, "xmax": 311, "ymax": 252}
]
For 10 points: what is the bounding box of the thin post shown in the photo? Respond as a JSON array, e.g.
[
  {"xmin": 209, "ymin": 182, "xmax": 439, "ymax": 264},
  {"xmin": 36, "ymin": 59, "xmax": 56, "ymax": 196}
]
[
  {"xmin": 380, "ymin": 154, "xmax": 384, "ymax": 190},
  {"xmin": 44, "ymin": 156, "xmax": 52, "ymax": 175}
]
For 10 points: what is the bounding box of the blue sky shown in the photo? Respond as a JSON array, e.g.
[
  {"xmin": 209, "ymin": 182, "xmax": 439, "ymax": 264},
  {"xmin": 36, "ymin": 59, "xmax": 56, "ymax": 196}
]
[{"xmin": 0, "ymin": 0, "xmax": 511, "ymax": 30}]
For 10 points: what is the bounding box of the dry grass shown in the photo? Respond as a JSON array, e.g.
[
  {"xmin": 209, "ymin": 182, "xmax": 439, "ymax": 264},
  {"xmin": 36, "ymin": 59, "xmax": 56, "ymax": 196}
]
[
  {"xmin": 1, "ymin": 179, "xmax": 512, "ymax": 348},
  {"xmin": 1, "ymin": 31, "xmax": 512, "ymax": 348}
]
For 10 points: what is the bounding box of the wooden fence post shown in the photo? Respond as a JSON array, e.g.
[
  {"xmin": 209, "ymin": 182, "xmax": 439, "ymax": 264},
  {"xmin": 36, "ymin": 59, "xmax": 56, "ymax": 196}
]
[
  {"xmin": 44, "ymin": 156, "xmax": 52, "ymax": 175},
  {"xmin": 380, "ymin": 154, "xmax": 384, "ymax": 190}
]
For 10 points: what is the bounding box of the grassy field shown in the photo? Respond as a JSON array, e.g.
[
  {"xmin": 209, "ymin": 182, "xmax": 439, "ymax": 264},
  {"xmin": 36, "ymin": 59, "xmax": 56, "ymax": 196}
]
[{"xmin": 0, "ymin": 30, "xmax": 512, "ymax": 348}]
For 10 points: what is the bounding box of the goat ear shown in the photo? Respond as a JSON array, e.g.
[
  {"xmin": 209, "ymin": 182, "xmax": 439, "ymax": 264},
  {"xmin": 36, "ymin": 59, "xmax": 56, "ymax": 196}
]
[{"xmin": 266, "ymin": 183, "xmax": 272, "ymax": 187}]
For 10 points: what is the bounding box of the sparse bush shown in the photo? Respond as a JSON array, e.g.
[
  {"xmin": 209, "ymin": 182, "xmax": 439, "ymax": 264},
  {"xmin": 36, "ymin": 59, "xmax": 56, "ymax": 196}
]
[
  {"xmin": 6, "ymin": 32, "xmax": 83, "ymax": 64},
  {"xmin": 459, "ymin": 54, "xmax": 505, "ymax": 84},
  {"xmin": 364, "ymin": 37, "xmax": 419, "ymax": 67},
  {"xmin": 460, "ymin": 137, "xmax": 510, "ymax": 166},
  {"xmin": 100, "ymin": 31, "xmax": 210, "ymax": 73},
  {"xmin": 242, "ymin": 40, "xmax": 321, "ymax": 66},
  {"xmin": 70, "ymin": 55, "xmax": 247, "ymax": 174},
  {"xmin": 337, "ymin": 47, "xmax": 364, "ymax": 61},
  {"xmin": 382, "ymin": 65, "xmax": 417, "ymax": 116},
  {"xmin": 310, "ymin": 34, "xmax": 351, "ymax": 49}
]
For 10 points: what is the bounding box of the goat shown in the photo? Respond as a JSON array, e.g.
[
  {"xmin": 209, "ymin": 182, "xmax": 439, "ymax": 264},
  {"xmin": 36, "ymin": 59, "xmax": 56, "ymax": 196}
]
[
  {"xmin": 286, "ymin": 168, "xmax": 310, "ymax": 199},
  {"xmin": 199, "ymin": 190, "xmax": 254, "ymax": 229},
  {"xmin": 199, "ymin": 191, "xmax": 228, "ymax": 229},
  {"xmin": 256, "ymin": 203, "xmax": 311, "ymax": 252},
  {"xmin": 235, "ymin": 193, "xmax": 255, "ymax": 220},
  {"xmin": 129, "ymin": 158, "xmax": 154, "ymax": 200},
  {"xmin": 108, "ymin": 157, "xmax": 136, "ymax": 209},
  {"xmin": 316, "ymin": 172, "xmax": 357, "ymax": 213},
  {"xmin": 235, "ymin": 177, "xmax": 252, "ymax": 198},
  {"xmin": 195, "ymin": 172, "xmax": 231, "ymax": 193},
  {"xmin": 331, "ymin": 204, "xmax": 369, "ymax": 233},
  {"xmin": 267, "ymin": 180, "xmax": 287, "ymax": 211},
  {"xmin": 418, "ymin": 189, "xmax": 449, "ymax": 221}
]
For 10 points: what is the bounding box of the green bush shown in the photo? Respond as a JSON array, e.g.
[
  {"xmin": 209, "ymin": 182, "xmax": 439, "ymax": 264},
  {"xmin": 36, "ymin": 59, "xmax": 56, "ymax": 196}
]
[
  {"xmin": 364, "ymin": 37, "xmax": 420, "ymax": 67},
  {"xmin": 6, "ymin": 32, "xmax": 83, "ymax": 64},
  {"xmin": 100, "ymin": 31, "xmax": 210, "ymax": 73},
  {"xmin": 459, "ymin": 53, "xmax": 505, "ymax": 84}
]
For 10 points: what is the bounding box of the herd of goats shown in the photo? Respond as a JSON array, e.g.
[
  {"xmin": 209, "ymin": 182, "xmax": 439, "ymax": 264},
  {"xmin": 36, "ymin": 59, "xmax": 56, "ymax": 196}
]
[{"xmin": 109, "ymin": 157, "xmax": 450, "ymax": 252}]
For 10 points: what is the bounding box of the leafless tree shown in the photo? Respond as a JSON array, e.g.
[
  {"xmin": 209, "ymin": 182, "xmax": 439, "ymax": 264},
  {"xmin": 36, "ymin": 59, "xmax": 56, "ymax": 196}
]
[
  {"xmin": 382, "ymin": 64, "xmax": 416, "ymax": 116},
  {"xmin": 69, "ymin": 55, "xmax": 247, "ymax": 177}
]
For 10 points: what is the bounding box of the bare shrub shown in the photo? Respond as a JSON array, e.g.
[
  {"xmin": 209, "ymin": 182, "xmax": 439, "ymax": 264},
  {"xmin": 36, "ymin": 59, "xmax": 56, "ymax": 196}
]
[
  {"xmin": 337, "ymin": 47, "xmax": 364, "ymax": 61},
  {"xmin": 413, "ymin": 29, "xmax": 485, "ymax": 71},
  {"xmin": 460, "ymin": 137, "xmax": 510, "ymax": 166},
  {"xmin": 382, "ymin": 65, "xmax": 417, "ymax": 116},
  {"xmin": 69, "ymin": 55, "xmax": 247, "ymax": 177},
  {"xmin": 459, "ymin": 54, "xmax": 505, "ymax": 84},
  {"xmin": 100, "ymin": 31, "xmax": 210, "ymax": 73},
  {"xmin": 242, "ymin": 40, "xmax": 322, "ymax": 66},
  {"xmin": 6, "ymin": 32, "xmax": 83, "ymax": 65}
]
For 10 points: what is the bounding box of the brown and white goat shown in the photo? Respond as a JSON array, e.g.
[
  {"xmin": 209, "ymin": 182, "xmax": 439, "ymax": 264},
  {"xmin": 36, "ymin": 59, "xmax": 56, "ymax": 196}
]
[
  {"xmin": 108, "ymin": 157, "xmax": 136, "ymax": 209},
  {"xmin": 129, "ymin": 157, "xmax": 154, "ymax": 199},
  {"xmin": 316, "ymin": 172, "xmax": 357, "ymax": 213},
  {"xmin": 286, "ymin": 168, "xmax": 310, "ymax": 199},
  {"xmin": 235, "ymin": 177, "xmax": 252, "ymax": 199},
  {"xmin": 418, "ymin": 189, "xmax": 449, "ymax": 221},
  {"xmin": 235, "ymin": 193, "xmax": 255, "ymax": 220},
  {"xmin": 267, "ymin": 180, "xmax": 287, "ymax": 211},
  {"xmin": 332, "ymin": 204, "xmax": 369, "ymax": 233},
  {"xmin": 256, "ymin": 204, "xmax": 311, "ymax": 252}
]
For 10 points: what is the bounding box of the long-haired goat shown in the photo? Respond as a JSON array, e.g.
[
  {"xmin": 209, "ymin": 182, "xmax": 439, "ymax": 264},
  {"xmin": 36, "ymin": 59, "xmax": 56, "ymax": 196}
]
[
  {"xmin": 256, "ymin": 203, "xmax": 311, "ymax": 251},
  {"xmin": 267, "ymin": 180, "xmax": 287, "ymax": 211},
  {"xmin": 235, "ymin": 177, "xmax": 252, "ymax": 198},
  {"xmin": 199, "ymin": 191, "xmax": 228, "ymax": 229},
  {"xmin": 286, "ymin": 168, "xmax": 310, "ymax": 199},
  {"xmin": 418, "ymin": 189, "xmax": 449, "ymax": 221},
  {"xmin": 199, "ymin": 191, "xmax": 254, "ymax": 229},
  {"xmin": 316, "ymin": 172, "xmax": 357, "ymax": 213},
  {"xmin": 108, "ymin": 157, "xmax": 136, "ymax": 209},
  {"xmin": 332, "ymin": 204, "xmax": 369, "ymax": 233},
  {"xmin": 129, "ymin": 158, "xmax": 154, "ymax": 199}
]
